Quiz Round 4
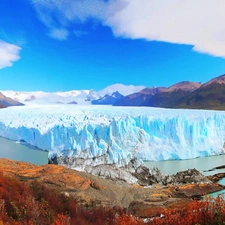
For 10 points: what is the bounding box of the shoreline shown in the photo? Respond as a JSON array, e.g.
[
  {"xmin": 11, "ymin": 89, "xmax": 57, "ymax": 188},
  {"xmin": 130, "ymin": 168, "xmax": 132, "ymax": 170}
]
[{"xmin": 1, "ymin": 158, "xmax": 225, "ymax": 218}]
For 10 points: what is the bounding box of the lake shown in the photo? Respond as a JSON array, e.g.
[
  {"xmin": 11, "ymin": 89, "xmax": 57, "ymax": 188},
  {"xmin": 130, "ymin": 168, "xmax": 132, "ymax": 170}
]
[
  {"xmin": 1, "ymin": 134, "xmax": 225, "ymax": 177},
  {"xmin": 145, "ymin": 154, "xmax": 225, "ymax": 176},
  {"xmin": 2, "ymin": 134, "xmax": 225, "ymax": 198},
  {"xmin": 145, "ymin": 155, "xmax": 225, "ymax": 198},
  {"xmin": 0, "ymin": 136, "xmax": 48, "ymax": 165}
]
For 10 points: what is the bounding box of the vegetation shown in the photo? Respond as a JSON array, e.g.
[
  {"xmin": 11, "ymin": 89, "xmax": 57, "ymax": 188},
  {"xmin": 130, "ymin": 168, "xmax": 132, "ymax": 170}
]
[
  {"xmin": 143, "ymin": 89, "xmax": 191, "ymax": 108},
  {"xmin": 1, "ymin": 171, "xmax": 225, "ymax": 225},
  {"xmin": 176, "ymin": 83, "xmax": 225, "ymax": 110},
  {"xmin": 114, "ymin": 82, "xmax": 225, "ymax": 110}
]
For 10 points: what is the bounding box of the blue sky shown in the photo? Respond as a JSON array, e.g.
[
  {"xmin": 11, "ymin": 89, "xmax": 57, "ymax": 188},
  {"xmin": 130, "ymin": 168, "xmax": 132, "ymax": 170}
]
[{"xmin": 0, "ymin": 0, "xmax": 225, "ymax": 92}]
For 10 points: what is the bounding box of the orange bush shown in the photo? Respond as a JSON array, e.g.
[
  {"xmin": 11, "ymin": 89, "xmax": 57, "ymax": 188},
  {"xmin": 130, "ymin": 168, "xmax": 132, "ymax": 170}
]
[
  {"xmin": 2, "ymin": 171, "xmax": 225, "ymax": 225},
  {"xmin": 115, "ymin": 213, "xmax": 144, "ymax": 225},
  {"xmin": 51, "ymin": 214, "xmax": 69, "ymax": 225},
  {"xmin": 149, "ymin": 196, "xmax": 225, "ymax": 225}
]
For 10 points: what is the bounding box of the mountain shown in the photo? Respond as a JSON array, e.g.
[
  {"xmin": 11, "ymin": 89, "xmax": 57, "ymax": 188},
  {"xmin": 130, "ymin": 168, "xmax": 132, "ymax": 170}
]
[
  {"xmin": 92, "ymin": 91, "xmax": 124, "ymax": 105},
  {"xmin": 114, "ymin": 81, "xmax": 201, "ymax": 107},
  {"xmin": 203, "ymin": 74, "xmax": 225, "ymax": 86},
  {"xmin": 4, "ymin": 75, "xmax": 225, "ymax": 109},
  {"xmin": 113, "ymin": 87, "xmax": 165, "ymax": 106},
  {"xmin": 165, "ymin": 81, "xmax": 202, "ymax": 92},
  {"xmin": 1, "ymin": 84, "xmax": 145, "ymax": 106},
  {"xmin": 0, "ymin": 103, "xmax": 5, "ymax": 108},
  {"xmin": 142, "ymin": 81, "xmax": 202, "ymax": 108},
  {"xmin": 176, "ymin": 74, "xmax": 225, "ymax": 110},
  {"xmin": 0, "ymin": 92, "xmax": 23, "ymax": 107},
  {"xmin": 98, "ymin": 83, "xmax": 145, "ymax": 97},
  {"xmin": 1, "ymin": 90, "xmax": 99, "ymax": 105},
  {"xmin": 67, "ymin": 101, "xmax": 77, "ymax": 104}
]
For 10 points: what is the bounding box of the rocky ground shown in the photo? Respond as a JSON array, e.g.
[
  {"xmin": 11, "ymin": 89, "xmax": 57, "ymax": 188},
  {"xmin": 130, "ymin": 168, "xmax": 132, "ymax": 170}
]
[{"xmin": 0, "ymin": 158, "xmax": 224, "ymax": 218}]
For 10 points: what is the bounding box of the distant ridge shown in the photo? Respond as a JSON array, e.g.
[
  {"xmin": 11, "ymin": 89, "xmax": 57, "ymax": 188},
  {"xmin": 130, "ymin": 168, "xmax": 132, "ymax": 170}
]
[
  {"xmin": 114, "ymin": 81, "xmax": 201, "ymax": 107},
  {"xmin": 2, "ymin": 74, "xmax": 225, "ymax": 110},
  {"xmin": 114, "ymin": 75, "xmax": 225, "ymax": 110},
  {"xmin": 165, "ymin": 81, "xmax": 202, "ymax": 92},
  {"xmin": 92, "ymin": 91, "xmax": 124, "ymax": 105},
  {"xmin": 203, "ymin": 74, "xmax": 225, "ymax": 86},
  {"xmin": 176, "ymin": 74, "xmax": 225, "ymax": 110},
  {"xmin": 0, "ymin": 92, "xmax": 23, "ymax": 108},
  {"xmin": 1, "ymin": 84, "xmax": 145, "ymax": 106}
]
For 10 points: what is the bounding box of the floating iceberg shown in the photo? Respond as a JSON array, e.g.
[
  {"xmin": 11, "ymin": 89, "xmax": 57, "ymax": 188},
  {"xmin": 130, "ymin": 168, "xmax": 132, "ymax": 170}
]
[{"xmin": 0, "ymin": 105, "xmax": 225, "ymax": 169}]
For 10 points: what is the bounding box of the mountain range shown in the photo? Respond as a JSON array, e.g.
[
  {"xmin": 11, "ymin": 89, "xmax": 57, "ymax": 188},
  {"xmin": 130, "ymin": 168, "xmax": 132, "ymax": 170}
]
[
  {"xmin": 114, "ymin": 81, "xmax": 202, "ymax": 107},
  {"xmin": 1, "ymin": 84, "xmax": 145, "ymax": 106},
  {"xmin": 114, "ymin": 74, "xmax": 225, "ymax": 110},
  {"xmin": 0, "ymin": 92, "xmax": 24, "ymax": 108},
  {"xmin": 1, "ymin": 74, "xmax": 225, "ymax": 110}
]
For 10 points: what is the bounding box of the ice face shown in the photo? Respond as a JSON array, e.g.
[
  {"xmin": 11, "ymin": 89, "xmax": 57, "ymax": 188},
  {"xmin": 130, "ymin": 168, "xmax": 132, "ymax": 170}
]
[{"xmin": 0, "ymin": 105, "xmax": 224, "ymax": 167}]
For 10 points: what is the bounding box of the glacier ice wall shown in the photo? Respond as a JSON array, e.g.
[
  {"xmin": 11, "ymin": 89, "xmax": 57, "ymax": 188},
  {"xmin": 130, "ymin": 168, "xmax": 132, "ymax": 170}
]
[{"xmin": 0, "ymin": 105, "xmax": 225, "ymax": 167}]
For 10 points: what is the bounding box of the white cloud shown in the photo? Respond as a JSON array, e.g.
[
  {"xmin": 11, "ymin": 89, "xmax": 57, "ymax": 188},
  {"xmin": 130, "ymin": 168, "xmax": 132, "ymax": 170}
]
[
  {"xmin": 31, "ymin": 0, "xmax": 113, "ymax": 40},
  {"xmin": 0, "ymin": 40, "xmax": 21, "ymax": 69},
  {"xmin": 105, "ymin": 0, "xmax": 225, "ymax": 58},
  {"xmin": 49, "ymin": 28, "xmax": 69, "ymax": 40},
  {"xmin": 31, "ymin": 0, "xmax": 225, "ymax": 57}
]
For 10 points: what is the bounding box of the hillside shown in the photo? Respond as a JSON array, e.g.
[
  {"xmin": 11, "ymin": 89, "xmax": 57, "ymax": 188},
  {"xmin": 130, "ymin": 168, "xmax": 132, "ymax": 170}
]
[
  {"xmin": 176, "ymin": 83, "xmax": 225, "ymax": 109},
  {"xmin": 0, "ymin": 103, "xmax": 5, "ymax": 108},
  {"xmin": 114, "ymin": 81, "xmax": 201, "ymax": 108},
  {"xmin": 114, "ymin": 87, "xmax": 166, "ymax": 106},
  {"xmin": 142, "ymin": 89, "xmax": 192, "ymax": 108},
  {"xmin": 3, "ymin": 74, "xmax": 225, "ymax": 109},
  {"xmin": 176, "ymin": 74, "xmax": 225, "ymax": 110},
  {"xmin": 0, "ymin": 158, "xmax": 223, "ymax": 219},
  {"xmin": 0, "ymin": 92, "xmax": 23, "ymax": 107},
  {"xmin": 114, "ymin": 75, "xmax": 225, "ymax": 110}
]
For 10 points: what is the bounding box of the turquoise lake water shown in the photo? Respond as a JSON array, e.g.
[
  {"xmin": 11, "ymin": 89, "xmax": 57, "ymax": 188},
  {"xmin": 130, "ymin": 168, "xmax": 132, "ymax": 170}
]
[
  {"xmin": 145, "ymin": 154, "xmax": 225, "ymax": 176},
  {"xmin": 0, "ymin": 136, "xmax": 48, "ymax": 165},
  {"xmin": 1, "ymin": 134, "xmax": 225, "ymax": 198}
]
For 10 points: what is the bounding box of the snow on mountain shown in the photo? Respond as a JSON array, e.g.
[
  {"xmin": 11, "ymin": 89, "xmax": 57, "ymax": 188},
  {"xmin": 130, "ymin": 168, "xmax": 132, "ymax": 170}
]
[
  {"xmin": 0, "ymin": 92, "xmax": 24, "ymax": 107},
  {"xmin": 92, "ymin": 91, "xmax": 124, "ymax": 105},
  {"xmin": 1, "ymin": 84, "xmax": 144, "ymax": 105},
  {"xmin": 1, "ymin": 90, "xmax": 99, "ymax": 105},
  {"xmin": 0, "ymin": 105, "xmax": 224, "ymax": 170},
  {"xmin": 98, "ymin": 83, "xmax": 145, "ymax": 96}
]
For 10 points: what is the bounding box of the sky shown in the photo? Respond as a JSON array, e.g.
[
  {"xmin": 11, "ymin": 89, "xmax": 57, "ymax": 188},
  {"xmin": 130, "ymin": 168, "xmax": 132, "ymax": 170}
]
[{"xmin": 0, "ymin": 0, "xmax": 225, "ymax": 92}]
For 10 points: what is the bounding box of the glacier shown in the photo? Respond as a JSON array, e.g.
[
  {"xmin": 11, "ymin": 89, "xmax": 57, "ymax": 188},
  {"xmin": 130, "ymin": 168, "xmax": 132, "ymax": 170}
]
[{"xmin": 0, "ymin": 105, "xmax": 225, "ymax": 169}]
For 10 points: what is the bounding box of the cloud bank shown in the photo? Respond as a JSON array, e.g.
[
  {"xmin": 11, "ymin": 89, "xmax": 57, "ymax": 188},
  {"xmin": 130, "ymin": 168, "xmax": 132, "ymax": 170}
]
[
  {"xmin": 0, "ymin": 41, "xmax": 21, "ymax": 69},
  {"xmin": 31, "ymin": 0, "xmax": 225, "ymax": 58}
]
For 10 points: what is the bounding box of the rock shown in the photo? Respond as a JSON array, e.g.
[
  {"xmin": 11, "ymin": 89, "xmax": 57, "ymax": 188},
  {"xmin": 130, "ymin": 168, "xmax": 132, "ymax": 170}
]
[
  {"xmin": 49, "ymin": 152, "xmax": 211, "ymax": 187},
  {"xmin": 132, "ymin": 165, "xmax": 156, "ymax": 186},
  {"xmin": 48, "ymin": 153, "xmax": 58, "ymax": 164},
  {"xmin": 86, "ymin": 164, "xmax": 138, "ymax": 184},
  {"xmin": 171, "ymin": 168, "xmax": 211, "ymax": 185},
  {"xmin": 207, "ymin": 173, "xmax": 225, "ymax": 183},
  {"xmin": 132, "ymin": 166, "xmax": 211, "ymax": 186},
  {"xmin": 90, "ymin": 181, "xmax": 104, "ymax": 190},
  {"xmin": 170, "ymin": 183, "xmax": 225, "ymax": 198},
  {"xmin": 204, "ymin": 165, "xmax": 225, "ymax": 172}
]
